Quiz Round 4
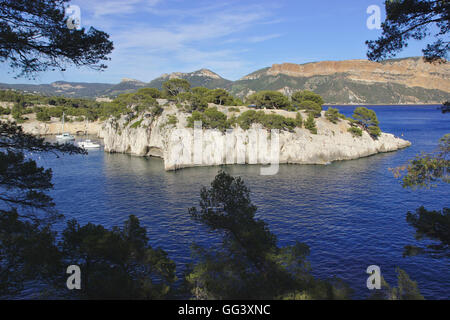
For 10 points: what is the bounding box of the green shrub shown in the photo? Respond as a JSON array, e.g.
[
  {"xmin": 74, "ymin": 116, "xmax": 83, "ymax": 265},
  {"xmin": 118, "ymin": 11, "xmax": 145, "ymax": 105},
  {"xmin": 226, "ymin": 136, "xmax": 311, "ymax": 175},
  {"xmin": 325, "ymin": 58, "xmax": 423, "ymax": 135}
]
[
  {"xmin": 165, "ymin": 114, "xmax": 178, "ymax": 127},
  {"xmin": 130, "ymin": 119, "xmax": 143, "ymax": 129},
  {"xmin": 368, "ymin": 125, "xmax": 381, "ymax": 138},
  {"xmin": 136, "ymin": 88, "xmax": 162, "ymax": 99},
  {"xmin": 36, "ymin": 110, "xmax": 51, "ymax": 122},
  {"xmin": 325, "ymin": 107, "xmax": 341, "ymax": 124},
  {"xmin": 228, "ymin": 107, "xmax": 240, "ymax": 113},
  {"xmin": 348, "ymin": 126, "xmax": 363, "ymax": 137},
  {"xmin": 295, "ymin": 112, "xmax": 303, "ymax": 128},
  {"xmin": 304, "ymin": 113, "xmax": 317, "ymax": 134},
  {"xmin": 298, "ymin": 100, "xmax": 322, "ymax": 118},
  {"xmin": 187, "ymin": 107, "xmax": 228, "ymax": 131},
  {"xmin": 246, "ymin": 91, "xmax": 292, "ymax": 110},
  {"xmin": 292, "ymin": 90, "xmax": 324, "ymax": 106},
  {"xmin": 237, "ymin": 110, "xmax": 300, "ymax": 131},
  {"xmin": 352, "ymin": 107, "xmax": 381, "ymax": 139},
  {"xmin": 0, "ymin": 106, "xmax": 11, "ymax": 115}
]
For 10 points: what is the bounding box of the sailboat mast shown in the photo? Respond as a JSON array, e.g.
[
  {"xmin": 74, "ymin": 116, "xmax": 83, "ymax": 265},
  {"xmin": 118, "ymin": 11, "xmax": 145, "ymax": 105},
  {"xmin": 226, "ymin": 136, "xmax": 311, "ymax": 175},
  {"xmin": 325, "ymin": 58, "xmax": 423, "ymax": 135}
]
[{"xmin": 61, "ymin": 112, "xmax": 65, "ymax": 133}]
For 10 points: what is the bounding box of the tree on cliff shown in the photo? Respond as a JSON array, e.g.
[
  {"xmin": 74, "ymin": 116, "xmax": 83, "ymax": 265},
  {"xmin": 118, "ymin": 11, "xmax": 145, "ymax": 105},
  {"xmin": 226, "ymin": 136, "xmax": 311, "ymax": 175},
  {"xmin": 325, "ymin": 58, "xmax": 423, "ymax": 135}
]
[
  {"xmin": 0, "ymin": 0, "xmax": 114, "ymax": 78},
  {"xmin": 352, "ymin": 107, "xmax": 381, "ymax": 138},
  {"xmin": 162, "ymin": 79, "xmax": 191, "ymax": 98},
  {"xmin": 246, "ymin": 91, "xmax": 292, "ymax": 110},
  {"xmin": 292, "ymin": 90, "xmax": 324, "ymax": 107},
  {"xmin": 185, "ymin": 171, "xmax": 352, "ymax": 300},
  {"xmin": 366, "ymin": 0, "xmax": 449, "ymax": 62}
]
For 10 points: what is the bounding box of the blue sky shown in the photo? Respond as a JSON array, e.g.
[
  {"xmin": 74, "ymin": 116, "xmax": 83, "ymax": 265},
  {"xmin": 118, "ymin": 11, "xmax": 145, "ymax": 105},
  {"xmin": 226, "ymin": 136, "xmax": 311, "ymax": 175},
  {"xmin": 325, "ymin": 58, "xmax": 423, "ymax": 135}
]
[{"xmin": 1, "ymin": 0, "xmax": 433, "ymax": 84}]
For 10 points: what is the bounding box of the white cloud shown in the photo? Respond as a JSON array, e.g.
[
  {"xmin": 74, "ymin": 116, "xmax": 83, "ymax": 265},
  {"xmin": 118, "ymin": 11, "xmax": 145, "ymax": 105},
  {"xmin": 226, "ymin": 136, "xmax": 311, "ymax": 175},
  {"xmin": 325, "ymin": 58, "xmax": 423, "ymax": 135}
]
[
  {"xmin": 77, "ymin": 0, "xmax": 161, "ymax": 18},
  {"xmin": 248, "ymin": 34, "xmax": 282, "ymax": 43}
]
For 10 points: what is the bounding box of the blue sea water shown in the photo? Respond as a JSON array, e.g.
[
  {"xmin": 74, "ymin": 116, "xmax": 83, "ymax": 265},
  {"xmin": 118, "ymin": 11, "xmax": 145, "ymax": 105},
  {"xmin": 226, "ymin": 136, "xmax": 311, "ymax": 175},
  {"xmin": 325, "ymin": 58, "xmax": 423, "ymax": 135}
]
[{"xmin": 37, "ymin": 105, "xmax": 449, "ymax": 299}]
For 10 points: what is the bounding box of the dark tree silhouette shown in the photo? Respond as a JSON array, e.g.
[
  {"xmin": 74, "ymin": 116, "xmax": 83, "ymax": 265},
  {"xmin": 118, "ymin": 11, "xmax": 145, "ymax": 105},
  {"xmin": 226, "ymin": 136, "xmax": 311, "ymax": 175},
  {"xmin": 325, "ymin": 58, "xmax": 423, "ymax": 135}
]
[
  {"xmin": 366, "ymin": 0, "xmax": 449, "ymax": 62},
  {"xmin": 0, "ymin": 0, "xmax": 114, "ymax": 78},
  {"xmin": 0, "ymin": 122, "xmax": 85, "ymax": 295}
]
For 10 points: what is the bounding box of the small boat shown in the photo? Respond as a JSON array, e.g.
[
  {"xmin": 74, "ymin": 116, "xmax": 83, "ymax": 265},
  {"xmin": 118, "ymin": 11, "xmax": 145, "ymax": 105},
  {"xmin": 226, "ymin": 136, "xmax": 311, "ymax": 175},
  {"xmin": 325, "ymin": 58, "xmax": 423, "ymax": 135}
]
[
  {"xmin": 77, "ymin": 139, "xmax": 100, "ymax": 149},
  {"xmin": 56, "ymin": 112, "xmax": 75, "ymax": 142},
  {"xmin": 56, "ymin": 132, "xmax": 75, "ymax": 142}
]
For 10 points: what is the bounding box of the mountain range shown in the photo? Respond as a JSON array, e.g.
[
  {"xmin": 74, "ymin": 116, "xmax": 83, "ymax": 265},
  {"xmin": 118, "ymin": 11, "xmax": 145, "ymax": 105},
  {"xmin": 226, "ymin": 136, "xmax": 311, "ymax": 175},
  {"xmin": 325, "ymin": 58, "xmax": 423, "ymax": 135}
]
[{"xmin": 1, "ymin": 57, "xmax": 448, "ymax": 104}]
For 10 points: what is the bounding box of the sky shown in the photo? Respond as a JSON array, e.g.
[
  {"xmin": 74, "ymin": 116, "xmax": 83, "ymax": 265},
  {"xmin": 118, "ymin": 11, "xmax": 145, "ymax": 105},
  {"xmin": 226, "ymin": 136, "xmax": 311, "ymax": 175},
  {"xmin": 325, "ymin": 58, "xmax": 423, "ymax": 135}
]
[{"xmin": 0, "ymin": 0, "xmax": 435, "ymax": 84}]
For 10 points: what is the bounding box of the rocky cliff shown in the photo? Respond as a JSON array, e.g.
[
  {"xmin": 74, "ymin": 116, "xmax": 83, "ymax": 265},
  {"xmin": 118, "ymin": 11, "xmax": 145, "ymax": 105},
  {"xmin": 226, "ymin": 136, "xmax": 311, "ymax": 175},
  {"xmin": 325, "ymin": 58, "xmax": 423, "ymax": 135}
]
[
  {"xmin": 232, "ymin": 57, "xmax": 450, "ymax": 104},
  {"xmin": 99, "ymin": 105, "xmax": 411, "ymax": 171},
  {"xmin": 259, "ymin": 57, "xmax": 449, "ymax": 92}
]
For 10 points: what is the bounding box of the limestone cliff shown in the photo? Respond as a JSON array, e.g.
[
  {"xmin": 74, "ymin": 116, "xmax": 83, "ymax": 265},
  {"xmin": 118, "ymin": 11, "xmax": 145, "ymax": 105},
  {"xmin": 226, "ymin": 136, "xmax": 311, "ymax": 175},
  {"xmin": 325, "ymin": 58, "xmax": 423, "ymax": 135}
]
[{"xmin": 99, "ymin": 105, "xmax": 411, "ymax": 171}]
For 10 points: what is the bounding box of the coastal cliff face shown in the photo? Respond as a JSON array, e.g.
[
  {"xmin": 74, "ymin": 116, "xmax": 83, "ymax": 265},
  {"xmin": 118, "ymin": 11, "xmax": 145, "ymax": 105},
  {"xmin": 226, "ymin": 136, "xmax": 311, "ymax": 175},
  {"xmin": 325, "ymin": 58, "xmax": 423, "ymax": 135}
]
[
  {"xmin": 232, "ymin": 57, "xmax": 450, "ymax": 104},
  {"xmin": 99, "ymin": 106, "xmax": 411, "ymax": 171},
  {"xmin": 264, "ymin": 58, "xmax": 449, "ymax": 92}
]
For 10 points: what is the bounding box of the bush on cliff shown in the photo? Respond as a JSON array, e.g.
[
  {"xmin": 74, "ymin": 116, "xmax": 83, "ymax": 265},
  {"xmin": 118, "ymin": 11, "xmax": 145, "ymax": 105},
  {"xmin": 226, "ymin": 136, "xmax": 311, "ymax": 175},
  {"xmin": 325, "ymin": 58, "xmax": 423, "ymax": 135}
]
[
  {"xmin": 246, "ymin": 91, "xmax": 293, "ymax": 110},
  {"xmin": 187, "ymin": 107, "xmax": 228, "ymax": 131},
  {"xmin": 348, "ymin": 126, "xmax": 363, "ymax": 137},
  {"xmin": 352, "ymin": 107, "xmax": 381, "ymax": 139},
  {"xmin": 298, "ymin": 100, "xmax": 322, "ymax": 118},
  {"xmin": 325, "ymin": 107, "xmax": 342, "ymax": 124},
  {"xmin": 292, "ymin": 90, "xmax": 324, "ymax": 107},
  {"xmin": 304, "ymin": 113, "xmax": 318, "ymax": 134}
]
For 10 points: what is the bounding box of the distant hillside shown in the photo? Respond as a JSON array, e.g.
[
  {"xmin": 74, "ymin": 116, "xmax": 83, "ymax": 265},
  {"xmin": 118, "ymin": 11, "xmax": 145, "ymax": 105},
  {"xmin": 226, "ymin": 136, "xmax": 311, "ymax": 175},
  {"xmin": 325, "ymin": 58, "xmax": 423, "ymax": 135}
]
[
  {"xmin": 0, "ymin": 81, "xmax": 114, "ymax": 98},
  {"xmin": 1, "ymin": 58, "xmax": 448, "ymax": 104},
  {"xmin": 147, "ymin": 69, "xmax": 233, "ymax": 90},
  {"xmin": 230, "ymin": 57, "xmax": 450, "ymax": 104}
]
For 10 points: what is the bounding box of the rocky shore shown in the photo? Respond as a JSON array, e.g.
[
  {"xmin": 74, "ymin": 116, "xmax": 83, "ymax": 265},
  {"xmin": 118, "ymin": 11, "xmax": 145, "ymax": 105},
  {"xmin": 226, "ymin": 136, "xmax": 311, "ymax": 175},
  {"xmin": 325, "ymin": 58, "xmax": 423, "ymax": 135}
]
[{"xmin": 98, "ymin": 105, "xmax": 411, "ymax": 171}]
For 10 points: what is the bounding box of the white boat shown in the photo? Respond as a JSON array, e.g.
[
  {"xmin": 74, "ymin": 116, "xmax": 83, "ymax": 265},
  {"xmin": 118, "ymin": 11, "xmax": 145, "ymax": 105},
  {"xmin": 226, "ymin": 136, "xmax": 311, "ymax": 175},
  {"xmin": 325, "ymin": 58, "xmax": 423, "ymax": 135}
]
[
  {"xmin": 77, "ymin": 139, "xmax": 100, "ymax": 149},
  {"xmin": 56, "ymin": 132, "xmax": 75, "ymax": 141},
  {"xmin": 56, "ymin": 112, "xmax": 75, "ymax": 141}
]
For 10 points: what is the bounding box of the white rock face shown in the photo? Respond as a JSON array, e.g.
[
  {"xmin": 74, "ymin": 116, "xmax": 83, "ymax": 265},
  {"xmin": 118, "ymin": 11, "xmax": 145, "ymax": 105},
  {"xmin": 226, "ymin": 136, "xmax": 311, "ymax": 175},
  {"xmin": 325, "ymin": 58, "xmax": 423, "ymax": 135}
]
[{"xmin": 100, "ymin": 107, "xmax": 411, "ymax": 171}]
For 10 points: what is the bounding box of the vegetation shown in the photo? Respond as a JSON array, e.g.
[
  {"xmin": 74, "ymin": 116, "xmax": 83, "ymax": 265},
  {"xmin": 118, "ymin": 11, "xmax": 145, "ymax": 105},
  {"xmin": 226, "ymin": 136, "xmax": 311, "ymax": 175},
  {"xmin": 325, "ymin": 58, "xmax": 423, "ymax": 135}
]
[
  {"xmin": 0, "ymin": 0, "xmax": 113, "ymax": 78},
  {"xmin": 236, "ymin": 110, "xmax": 299, "ymax": 131},
  {"xmin": 292, "ymin": 90, "xmax": 324, "ymax": 107},
  {"xmin": 304, "ymin": 113, "xmax": 317, "ymax": 134},
  {"xmin": 162, "ymin": 79, "xmax": 191, "ymax": 98},
  {"xmin": 352, "ymin": 107, "xmax": 381, "ymax": 138},
  {"xmin": 298, "ymin": 100, "xmax": 322, "ymax": 118},
  {"xmin": 403, "ymin": 207, "xmax": 449, "ymax": 258},
  {"xmin": 130, "ymin": 119, "xmax": 143, "ymax": 129},
  {"xmin": 397, "ymin": 134, "xmax": 449, "ymax": 189},
  {"xmin": 61, "ymin": 215, "xmax": 176, "ymax": 299},
  {"xmin": 0, "ymin": 122, "xmax": 85, "ymax": 295},
  {"xmin": 366, "ymin": 0, "xmax": 449, "ymax": 62},
  {"xmin": 370, "ymin": 268, "xmax": 424, "ymax": 300},
  {"xmin": 325, "ymin": 107, "xmax": 343, "ymax": 124},
  {"xmin": 391, "ymin": 134, "xmax": 449, "ymax": 258},
  {"xmin": 187, "ymin": 107, "xmax": 229, "ymax": 131},
  {"xmin": 348, "ymin": 126, "xmax": 363, "ymax": 137},
  {"xmin": 186, "ymin": 171, "xmax": 353, "ymax": 300},
  {"xmin": 246, "ymin": 91, "xmax": 293, "ymax": 110},
  {"xmin": 228, "ymin": 107, "xmax": 241, "ymax": 113}
]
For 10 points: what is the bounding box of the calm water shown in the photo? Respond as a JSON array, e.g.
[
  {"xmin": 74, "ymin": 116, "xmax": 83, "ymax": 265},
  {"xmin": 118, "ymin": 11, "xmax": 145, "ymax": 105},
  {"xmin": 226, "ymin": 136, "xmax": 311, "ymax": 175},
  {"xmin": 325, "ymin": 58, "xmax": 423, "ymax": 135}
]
[{"xmin": 38, "ymin": 105, "xmax": 449, "ymax": 299}]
